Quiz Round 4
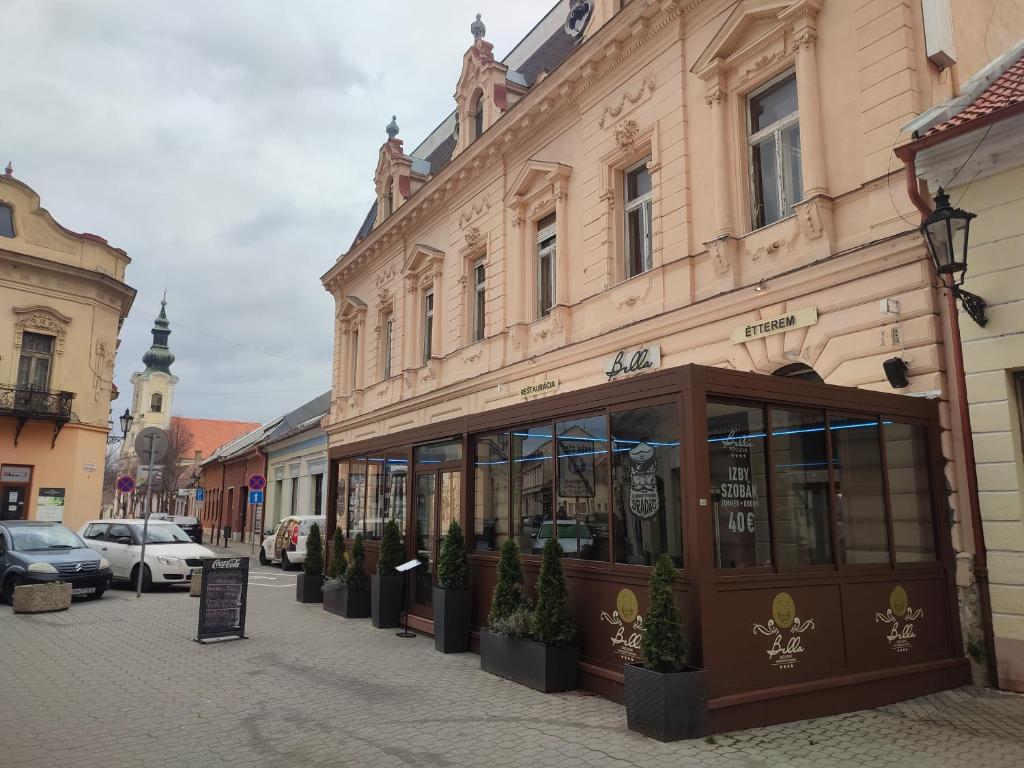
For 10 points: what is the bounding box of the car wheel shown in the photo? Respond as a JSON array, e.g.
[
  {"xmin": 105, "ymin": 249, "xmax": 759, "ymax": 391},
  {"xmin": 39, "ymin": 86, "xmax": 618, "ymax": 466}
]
[
  {"xmin": 258, "ymin": 548, "xmax": 270, "ymax": 566},
  {"xmin": 280, "ymin": 551, "xmax": 292, "ymax": 571},
  {"xmin": 130, "ymin": 564, "xmax": 153, "ymax": 592},
  {"xmin": 91, "ymin": 588, "xmax": 106, "ymax": 600},
  {"xmin": 1, "ymin": 574, "xmax": 21, "ymax": 605}
]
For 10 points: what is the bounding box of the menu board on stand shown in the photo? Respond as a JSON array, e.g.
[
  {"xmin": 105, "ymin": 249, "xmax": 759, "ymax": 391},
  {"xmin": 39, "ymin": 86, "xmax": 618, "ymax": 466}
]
[{"xmin": 194, "ymin": 557, "xmax": 249, "ymax": 643}]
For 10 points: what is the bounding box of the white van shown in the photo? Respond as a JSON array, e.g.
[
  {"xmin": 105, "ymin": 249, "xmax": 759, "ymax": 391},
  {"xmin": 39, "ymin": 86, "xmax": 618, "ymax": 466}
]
[{"xmin": 258, "ymin": 516, "xmax": 326, "ymax": 570}]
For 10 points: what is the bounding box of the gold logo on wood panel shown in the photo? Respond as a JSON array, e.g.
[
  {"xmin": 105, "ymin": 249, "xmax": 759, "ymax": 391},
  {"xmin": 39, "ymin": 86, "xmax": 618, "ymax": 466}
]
[
  {"xmin": 754, "ymin": 592, "xmax": 815, "ymax": 670},
  {"xmin": 875, "ymin": 585, "xmax": 924, "ymax": 654},
  {"xmin": 771, "ymin": 592, "xmax": 797, "ymax": 629},
  {"xmin": 617, "ymin": 588, "xmax": 639, "ymax": 623},
  {"xmin": 600, "ymin": 589, "xmax": 643, "ymax": 663}
]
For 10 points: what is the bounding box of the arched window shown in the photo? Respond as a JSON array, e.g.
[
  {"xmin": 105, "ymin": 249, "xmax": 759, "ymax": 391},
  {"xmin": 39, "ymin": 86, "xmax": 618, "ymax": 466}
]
[
  {"xmin": 471, "ymin": 90, "xmax": 484, "ymax": 140},
  {"xmin": 773, "ymin": 363, "xmax": 823, "ymax": 383},
  {"xmin": 151, "ymin": 393, "xmax": 163, "ymax": 412},
  {"xmin": 0, "ymin": 204, "xmax": 14, "ymax": 238}
]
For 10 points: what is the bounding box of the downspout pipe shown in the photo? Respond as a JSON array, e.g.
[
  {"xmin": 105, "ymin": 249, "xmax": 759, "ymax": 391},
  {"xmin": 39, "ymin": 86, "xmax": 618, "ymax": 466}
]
[{"xmin": 894, "ymin": 139, "xmax": 998, "ymax": 688}]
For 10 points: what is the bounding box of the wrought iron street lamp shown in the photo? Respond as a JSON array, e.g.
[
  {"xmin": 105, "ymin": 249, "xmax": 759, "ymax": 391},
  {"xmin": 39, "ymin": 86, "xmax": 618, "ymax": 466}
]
[
  {"xmin": 921, "ymin": 188, "xmax": 987, "ymax": 326},
  {"xmin": 107, "ymin": 407, "xmax": 134, "ymax": 445}
]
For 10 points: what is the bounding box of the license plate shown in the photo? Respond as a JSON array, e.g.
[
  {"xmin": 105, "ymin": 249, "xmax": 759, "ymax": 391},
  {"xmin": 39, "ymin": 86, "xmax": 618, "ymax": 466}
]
[{"xmin": 72, "ymin": 587, "xmax": 96, "ymax": 596}]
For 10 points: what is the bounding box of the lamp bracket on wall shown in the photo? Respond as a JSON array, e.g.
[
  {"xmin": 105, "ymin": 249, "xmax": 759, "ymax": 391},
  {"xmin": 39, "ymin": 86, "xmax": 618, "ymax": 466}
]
[{"xmin": 953, "ymin": 286, "xmax": 987, "ymax": 327}]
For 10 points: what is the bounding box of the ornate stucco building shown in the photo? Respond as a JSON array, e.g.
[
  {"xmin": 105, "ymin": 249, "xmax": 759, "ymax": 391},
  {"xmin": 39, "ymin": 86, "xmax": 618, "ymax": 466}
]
[
  {"xmin": 320, "ymin": 0, "xmax": 1024, "ymax": 729},
  {"xmin": 0, "ymin": 168, "xmax": 135, "ymax": 532}
]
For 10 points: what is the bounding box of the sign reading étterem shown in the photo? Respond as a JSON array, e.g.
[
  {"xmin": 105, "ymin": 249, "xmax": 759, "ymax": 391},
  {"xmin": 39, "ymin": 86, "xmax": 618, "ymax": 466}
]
[
  {"xmin": 605, "ymin": 345, "xmax": 661, "ymax": 382},
  {"xmin": 730, "ymin": 307, "xmax": 818, "ymax": 344}
]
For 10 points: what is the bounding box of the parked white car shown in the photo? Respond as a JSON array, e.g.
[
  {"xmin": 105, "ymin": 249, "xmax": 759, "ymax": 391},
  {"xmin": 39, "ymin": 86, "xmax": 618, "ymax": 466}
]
[
  {"xmin": 77, "ymin": 519, "xmax": 216, "ymax": 591},
  {"xmin": 258, "ymin": 515, "xmax": 326, "ymax": 570}
]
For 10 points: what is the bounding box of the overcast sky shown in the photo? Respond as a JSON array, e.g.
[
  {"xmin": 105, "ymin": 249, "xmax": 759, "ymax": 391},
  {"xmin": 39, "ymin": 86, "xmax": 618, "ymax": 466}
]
[{"xmin": 1, "ymin": 0, "xmax": 556, "ymax": 424}]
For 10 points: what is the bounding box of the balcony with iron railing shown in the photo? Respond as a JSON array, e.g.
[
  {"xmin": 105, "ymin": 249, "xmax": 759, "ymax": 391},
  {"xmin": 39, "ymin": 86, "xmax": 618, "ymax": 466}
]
[{"xmin": 0, "ymin": 384, "xmax": 75, "ymax": 447}]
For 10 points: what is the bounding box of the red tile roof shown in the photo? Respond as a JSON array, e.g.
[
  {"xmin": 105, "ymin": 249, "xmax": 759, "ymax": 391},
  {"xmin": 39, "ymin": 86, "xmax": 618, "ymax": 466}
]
[
  {"xmin": 925, "ymin": 54, "xmax": 1024, "ymax": 137},
  {"xmin": 170, "ymin": 416, "xmax": 261, "ymax": 461}
]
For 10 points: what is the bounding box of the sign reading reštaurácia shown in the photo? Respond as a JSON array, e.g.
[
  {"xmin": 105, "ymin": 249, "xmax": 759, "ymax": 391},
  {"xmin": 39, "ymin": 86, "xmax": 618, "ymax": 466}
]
[{"xmin": 195, "ymin": 557, "xmax": 249, "ymax": 643}]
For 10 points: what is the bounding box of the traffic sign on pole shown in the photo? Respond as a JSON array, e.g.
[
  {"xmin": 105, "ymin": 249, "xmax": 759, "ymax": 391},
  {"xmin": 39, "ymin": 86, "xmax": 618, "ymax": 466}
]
[
  {"xmin": 248, "ymin": 490, "xmax": 264, "ymax": 505},
  {"xmin": 116, "ymin": 475, "xmax": 136, "ymax": 494},
  {"xmin": 134, "ymin": 427, "xmax": 169, "ymax": 465},
  {"xmin": 247, "ymin": 474, "xmax": 266, "ymax": 492},
  {"xmin": 195, "ymin": 488, "xmax": 205, "ymax": 502}
]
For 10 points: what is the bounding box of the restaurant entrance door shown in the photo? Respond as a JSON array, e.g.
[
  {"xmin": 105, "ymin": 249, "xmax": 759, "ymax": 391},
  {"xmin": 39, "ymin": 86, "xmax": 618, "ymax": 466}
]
[{"xmin": 410, "ymin": 468, "xmax": 461, "ymax": 619}]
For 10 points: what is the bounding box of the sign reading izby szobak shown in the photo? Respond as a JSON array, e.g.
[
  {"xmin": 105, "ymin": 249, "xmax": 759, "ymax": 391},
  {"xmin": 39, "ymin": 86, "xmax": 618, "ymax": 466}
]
[
  {"xmin": 730, "ymin": 307, "xmax": 818, "ymax": 344},
  {"xmin": 195, "ymin": 557, "xmax": 249, "ymax": 643}
]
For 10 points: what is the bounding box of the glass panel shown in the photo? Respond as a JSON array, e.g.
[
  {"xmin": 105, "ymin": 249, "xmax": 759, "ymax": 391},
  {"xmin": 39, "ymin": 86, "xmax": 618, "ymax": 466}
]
[
  {"xmin": 383, "ymin": 318, "xmax": 393, "ymax": 378},
  {"xmin": 474, "ymin": 432, "xmax": 511, "ymax": 552},
  {"xmin": 830, "ymin": 414, "xmax": 888, "ymax": 564},
  {"xmin": 414, "ymin": 473, "xmax": 436, "ymax": 607},
  {"xmin": 611, "ymin": 404, "xmax": 683, "ymax": 567},
  {"xmin": 440, "ymin": 470, "xmax": 460, "ymax": 556},
  {"xmin": 751, "ymin": 135, "xmax": 780, "ymax": 228},
  {"xmin": 385, "ymin": 453, "xmax": 408, "ymax": 539},
  {"xmin": 366, "ymin": 454, "xmax": 386, "ymax": 540},
  {"xmin": 708, "ymin": 402, "xmax": 771, "ymax": 568},
  {"xmin": 782, "ymin": 122, "xmax": 803, "ymax": 211},
  {"xmin": 538, "ymin": 243, "xmax": 554, "ymax": 317},
  {"xmin": 22, "ymin": 333, "xmax": 54, "ymax": 354},
  {"xmin": 555, "ymin": 414, "xmax": 610, "ymax": 560},
  {"xmin": 626, "ymin": 207, "xmax": 644, "ymax": 278},
  {"xmin": 626, "ymin": 161, "xmax": 652, "ymax": 201},
  {"xmin": 423, "ymin": 293, "xmax": 433, "ymax": 361},
  {"xmin": 414, "ymin": 440, "xmax": 462, "ymax": 465},
  {"xmin": 771, "ymin": 409, "xmax": 833, "ymax": 567},
  {"xmin": 348, "ymin": 456, "xmax": 367, "ymax": 538},
  {"xmin": 513, "ymin": 423, "xmax": 554, "ymax": 555},
  {"xmin": 749, "ymin": 74, "xmax": 798, "ymax": 133},
  {"xmin": 884, "ymin": 422, "xmax": 937, "ymax": 562},
  {"xmin": 0, "ymin": 205, "xmax": 13, "ymax": 238},
  {"xmin": 336, "ymin": 462, "xmax": 350, "ymax": 537}
]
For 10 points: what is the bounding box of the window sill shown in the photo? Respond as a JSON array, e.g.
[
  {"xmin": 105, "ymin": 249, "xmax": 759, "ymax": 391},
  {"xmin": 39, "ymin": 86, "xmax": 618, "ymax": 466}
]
[{"xmin": 745, "ymin": 211, "xmax": 797, "ymax": 237}]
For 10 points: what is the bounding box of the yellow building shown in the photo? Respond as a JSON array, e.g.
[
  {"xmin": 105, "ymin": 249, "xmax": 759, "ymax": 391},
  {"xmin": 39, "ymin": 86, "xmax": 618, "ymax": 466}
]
[{"xmin": 0, "ymin": 168, "xmax": 136, "ymax": 532}]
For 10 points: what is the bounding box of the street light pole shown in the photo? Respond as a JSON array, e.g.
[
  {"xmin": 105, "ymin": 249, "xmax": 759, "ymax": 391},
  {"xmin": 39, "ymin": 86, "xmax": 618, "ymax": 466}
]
[{"xmin": 137, "ymin": 431, "xmax": 156, "ymax": 598}]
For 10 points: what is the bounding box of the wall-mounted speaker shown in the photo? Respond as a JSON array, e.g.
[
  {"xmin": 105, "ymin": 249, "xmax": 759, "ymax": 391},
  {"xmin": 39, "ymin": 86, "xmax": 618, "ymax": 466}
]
[{"xmin": 883, "ymin": 357, "xmax": 910, "ymax": 389}]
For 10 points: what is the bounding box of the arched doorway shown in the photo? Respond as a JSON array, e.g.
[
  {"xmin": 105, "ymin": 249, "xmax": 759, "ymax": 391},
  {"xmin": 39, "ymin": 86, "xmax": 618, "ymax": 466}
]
[{"xmin": 772, "ymin": 363, "xmax": 823, "ymax": 383}]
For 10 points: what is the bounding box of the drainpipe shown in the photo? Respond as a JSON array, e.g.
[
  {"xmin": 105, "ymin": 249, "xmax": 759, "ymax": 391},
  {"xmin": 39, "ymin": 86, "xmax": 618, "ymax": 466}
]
[{"xmin": 895, "ymin": 141, "xmax": 997, "ymax": 688}]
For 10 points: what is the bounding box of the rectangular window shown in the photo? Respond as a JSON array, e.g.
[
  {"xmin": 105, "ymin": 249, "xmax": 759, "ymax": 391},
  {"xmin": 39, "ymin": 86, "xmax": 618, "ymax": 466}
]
[
  {"xmin": 274, "ymin": 479, "xmax": 283, "ymax": 523},
  {"xmin": 624, "ymin": 158, "xmax": 653, "ymax": 278},
  {"xmin": 382, "ymin": 314, "xmax": 393, "ymax": 379},
  {"xmin": 471, "ymin": 258, "xmax": 486, "ymax": 342},
  {"xmin": 748, "ymin": 72, "xmax": 802, "ymax": 229},
  {"xmin": 336, "ymin": 462, "xmax": 350, "ymax": 537},
  {"xmin": 611, "ymin": 404, "xmax": 683, "ymax": 567},
  {"xmin": 349, "ymin": 456, "xmax": 368, "ymax": 538},
  {"xmin": 289, "ymin": 477, "xmax": 298, "ymax": 516},
  {"xmin": 474, "ymin": 432, "xmax": 511, "ymax": 552},
  {"xmin": 350, "ymin": 328, "xmax": 359, "ymax": 390},
  {"xmin": 386, "ymin": 452, "xmax": 408, "ymax": 539},
  {"xmin": 17, "ymin": 332, "xmax": 54, "ymax": 389},
  {"xmin": 708, "ymin": 401, "xmax": 771, "ymax": 568},
  {"xmin": 423, "ymin": 291, "xmax": 434, "ymax": 362},
  {"xmin": 556, "ymin": 414, "xmax": 610, "ymax": 561},
  {"xmin": 366, "ymin": 452, "xmax": 386, "ymax": 540},
  {"xmin": 514, "ymin": 423, "xmax": 554, "ymax": 554},
  {"xmin": 884, "ymin": 422, "xmax": 937, "ymax": 562},
  {"xmin": 414, "ymin": 440, "xmax": 462, "ymax": 465},
  {"xmin": 830, "ymin": 414, "xmax": 888, "ymax": 564},
  {"xmin": 536, "ymin": 213, "xmax": 556, "ymax": 318},
  {"xmin": 771, "ymin": 408, "xmax": 833, "ymax": 567},
  {"xmin": 312, "ymin": 473, "xmax": 323, "ymax": 516}
]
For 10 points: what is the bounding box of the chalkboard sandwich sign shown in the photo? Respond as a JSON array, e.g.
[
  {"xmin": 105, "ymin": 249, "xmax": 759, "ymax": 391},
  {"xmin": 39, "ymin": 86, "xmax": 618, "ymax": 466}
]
[{"xmin": 194, "ymin": 557, "xmax": 249, "ymax": 643}]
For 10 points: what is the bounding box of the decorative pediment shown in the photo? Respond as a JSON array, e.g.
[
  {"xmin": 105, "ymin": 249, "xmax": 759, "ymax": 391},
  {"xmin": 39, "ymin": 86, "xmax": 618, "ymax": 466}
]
[
  {"xmin": 505, "ymin": 161, "xmax": 573, "ymax": 205},
  {"xmin": 336, "ymin": 295, "xmax": 367, "ymax": 322},
  {"xmin": 692, "ymin": 1, "xmax": 802, "ymax": 80},
  {"xmin": 13, "ymin": 305, "xmax": 71, "ymax": 355},
  {"xmin": 404, "ymin": 243, "xmax": 444, "ymax": 277}
]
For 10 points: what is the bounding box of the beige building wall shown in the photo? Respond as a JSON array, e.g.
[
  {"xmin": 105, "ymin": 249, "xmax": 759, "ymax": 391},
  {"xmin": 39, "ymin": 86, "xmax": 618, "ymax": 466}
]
[
  {"xmin": 954, "ymin": 163, "xmax": 1024, "ymax": 691},
  {"xmin": 0, "ymin": 174, "xmax": 135, "ymax": 532}
]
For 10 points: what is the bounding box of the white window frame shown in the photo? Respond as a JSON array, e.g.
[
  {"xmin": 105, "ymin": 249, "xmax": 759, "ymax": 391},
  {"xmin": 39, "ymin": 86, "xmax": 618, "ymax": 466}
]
[
  {"xmin": 423, "ymin": 291, "xmax": 434, "ymax": 362},
  {"xmin": 471, "ymin": 257, "xmax": 486, "ymax": 342},
  {"xmin": 746, "ymin": 70, "xmax": 801, "ymax": 230},
  {"xmin": 16, "ymin": 331, "xmax": 55, "ymax": 390},
  {"xmin": 624, "ymin": 157, "xmax": 653, "ymax": 279},
  {"xmin": 536, "ymin": 215, "xmax": 556, "ymax": 319}
]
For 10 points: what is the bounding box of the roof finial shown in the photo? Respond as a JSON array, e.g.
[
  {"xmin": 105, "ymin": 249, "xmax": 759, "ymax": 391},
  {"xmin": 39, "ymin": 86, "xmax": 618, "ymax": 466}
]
[
  {"xmin": 386, "ymin": 114, "xmax": 399, "ymax": 140},
  {"xmin": 471, "ymin": 13, "xmax": 486, "ymax": 41},
  {"xmin": 4, "ymin": 161, "xmax": 12, "ymax": 177}
]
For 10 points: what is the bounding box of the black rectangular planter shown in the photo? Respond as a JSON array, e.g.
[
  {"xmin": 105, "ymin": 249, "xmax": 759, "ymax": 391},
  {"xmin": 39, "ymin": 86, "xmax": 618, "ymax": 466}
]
[
  {"xmin": 624, "ymin": 663, "xmax": 708, "ymax": 741},
  {"xmin": 323, "ymin": 585, "xmax": 370, "ymax": 618},
  {"xmin": 371, "ymin": 573, "xmax": 404, "ymax": 629},
  {"xmin": 432, "ymin": 587, "xmax": 471, "ymax": 653},
  {"xmin": 296, "ymin": 573, "xmax": 324, "ymax": 604},
  {"xmin": 479, "ymin": 630, "xmax": 578, "ymax": 693}
]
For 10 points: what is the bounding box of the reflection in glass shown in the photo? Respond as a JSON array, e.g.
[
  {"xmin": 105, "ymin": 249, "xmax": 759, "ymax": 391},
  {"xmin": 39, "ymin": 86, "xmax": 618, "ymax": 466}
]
[
  {"xmin": 514, "ymin": 423, "xmax": 554, "ymax": 554},
  {"xmin": 348, "ymin": 457, "xmax": 367, "ymax": 538},
  {"xmin": 830, "ymin": 414, "xmax": 888, "ymax": 564},
  {"xmin": 415, "ymin": 440, "xmax": 463, "ymax": 465},
  {"xmin": 555, "ymin": 415, "xmax": 609, "ymax": 560},
  {"xmin": 365, "ymin": 453, "xmax": 386, "ymax": 540},
  {"xmin": 884, "ymin": 422, "xmax": 937, "ymax": 562},
  {"xmin": 474, "ymin": 432, "xmax": 510, "ymax": 551},
  {"xmin": 771, "ymin": 409, "xmax": 833, "ymax": 567},
  {"xmin": 708, "ymin": 402, "xmax": 771, "ymax": 568},
  {"xmin": 336, "ymin": 461, "xmax": 350, "ymax": 537},
  {"xmin": 386, "ymin": 453, "xmax": 408, "ymax": 539},
  {"xmin": 414, "ymin": 473, "xmax": 436, "ymax": 606},
  {"xmin": 611, "ymin": 404, "xmax": 682, "ymax": 566}
]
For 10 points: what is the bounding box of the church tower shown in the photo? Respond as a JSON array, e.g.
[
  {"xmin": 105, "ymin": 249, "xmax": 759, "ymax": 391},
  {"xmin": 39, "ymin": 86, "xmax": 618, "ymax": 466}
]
[{"xmin": 121, "ymin": 296, "xmax": 179, "ymax": 461}]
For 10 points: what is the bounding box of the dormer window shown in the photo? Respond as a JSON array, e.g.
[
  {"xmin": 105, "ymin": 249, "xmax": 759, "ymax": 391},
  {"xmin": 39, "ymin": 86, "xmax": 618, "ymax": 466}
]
[{"xmin": 0, "ymin": 204, "xmax": 13, "ymax": 238}]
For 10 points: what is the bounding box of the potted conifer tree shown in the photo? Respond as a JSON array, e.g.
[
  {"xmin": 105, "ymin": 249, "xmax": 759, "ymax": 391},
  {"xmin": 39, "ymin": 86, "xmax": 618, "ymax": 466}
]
[
  {"xmin": 372, "ymin": 519, "xmax": 405, "ymax": 628},
  {"xmin": 296, "ymin": 522, "xmax": 324, "ymax": 603},
  {"xmin": 322, "ymin": 528, "xmax": 348, "ymax": 615},
  {"xmin": 624, "ymin": 554, "xmax": 707, "ymax": 741},
  {"xmin": 433, "ymin": 520, "xmax": 470, "ymax": 653},
  {"xmin": 480, "ymin": 538, "xmax": 579, "ymax": 693},
  {"xmin": 327, "ymin": 533, "xmax": 370, "ymax": 618}
]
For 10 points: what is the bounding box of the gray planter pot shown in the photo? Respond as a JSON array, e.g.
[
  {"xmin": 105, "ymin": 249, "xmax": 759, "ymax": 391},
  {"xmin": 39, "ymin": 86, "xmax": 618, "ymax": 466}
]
[
  {"xmin": 624, "ymin": 663, "xmax": 708, "ymax": 741},
  {"xmin": 371, "ymin": 573, "xmax": 403, "ymax": 628},
  {"xmin": 432, "ymin": 587, "xmax": 471, "ymax": 653},
  {"xmin": 479, "ymin": 629, "xmax": 578, "ymax": 692},
  {"xmin": 296, "ymin": 573, "xmax": 324, "ymax": 603}
]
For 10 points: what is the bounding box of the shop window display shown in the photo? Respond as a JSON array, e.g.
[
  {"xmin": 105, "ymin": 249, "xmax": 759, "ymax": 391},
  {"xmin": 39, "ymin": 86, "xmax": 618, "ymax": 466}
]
[
  {"xmin": 555, "ymin": 415, "xmax": 609, "ymax": 561},
  {"xmin": 513, "ymin": 423, "xmax": 554, "ymax": 554}
]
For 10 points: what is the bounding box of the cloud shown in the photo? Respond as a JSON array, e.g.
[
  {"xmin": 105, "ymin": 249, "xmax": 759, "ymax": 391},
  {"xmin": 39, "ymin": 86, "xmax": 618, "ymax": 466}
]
[{"xmin": 1, "ymin": 0, "xmax": 557, "ymax": 422}]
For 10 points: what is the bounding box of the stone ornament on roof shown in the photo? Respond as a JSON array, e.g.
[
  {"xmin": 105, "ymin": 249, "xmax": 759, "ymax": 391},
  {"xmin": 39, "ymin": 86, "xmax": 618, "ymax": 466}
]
[
  {"xmin": 386, "ymin": 115, "xmax": 399, "ymax": 140},
  {"xmin": 4, "ymin": 161, "xmax": 12, "ymax": 177},
  {"xmin": 471, "ymin": 13, "xmax": 485, "ymax": 41}
]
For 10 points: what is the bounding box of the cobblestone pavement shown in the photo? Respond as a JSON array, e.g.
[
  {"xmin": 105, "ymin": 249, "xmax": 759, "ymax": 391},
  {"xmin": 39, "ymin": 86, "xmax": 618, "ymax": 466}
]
[{"xmin": 2, "ymin": 554, "xmax": 1022, "ymax": 768}]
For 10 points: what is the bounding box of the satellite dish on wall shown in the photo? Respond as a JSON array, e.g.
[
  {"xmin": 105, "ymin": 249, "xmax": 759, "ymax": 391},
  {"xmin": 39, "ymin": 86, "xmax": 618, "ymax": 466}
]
[{"xmin": 565, "ymin": 0, "xmax": 594, "ymax": 40}]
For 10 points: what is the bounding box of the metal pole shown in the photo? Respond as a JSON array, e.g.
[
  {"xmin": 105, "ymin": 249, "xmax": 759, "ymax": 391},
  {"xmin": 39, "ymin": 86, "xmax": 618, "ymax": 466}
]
[{"xmin": 137, "ymin": 432, "xmax": 156, "ymax": 598}]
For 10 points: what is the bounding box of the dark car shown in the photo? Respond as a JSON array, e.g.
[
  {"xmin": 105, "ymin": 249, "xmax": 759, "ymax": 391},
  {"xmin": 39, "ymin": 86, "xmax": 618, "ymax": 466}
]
[
  {"xmin": 170, "ymin": 515, "xmax": 203, "ymax": 544},
  {"xmin": 0, "ymin": 521, "xmax": 112, "ymax": 603}
]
